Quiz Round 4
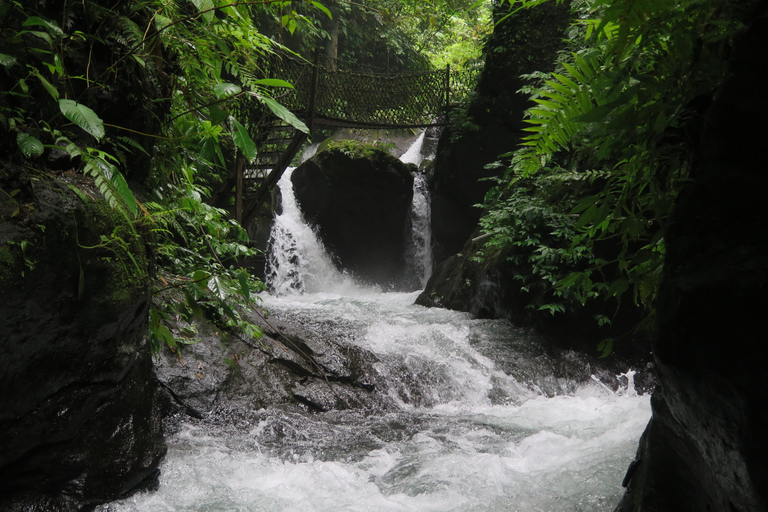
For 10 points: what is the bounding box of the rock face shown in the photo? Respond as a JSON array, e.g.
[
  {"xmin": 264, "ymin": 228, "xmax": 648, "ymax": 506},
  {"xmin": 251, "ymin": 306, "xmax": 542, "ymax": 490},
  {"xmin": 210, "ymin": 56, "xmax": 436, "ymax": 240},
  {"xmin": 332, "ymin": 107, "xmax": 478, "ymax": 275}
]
[
  {"xmin": 0, "ymin": 170, "xmax": 165, "ymax": 511},
  {"xmin": 614, "ymin": 11, "xmax": 768, "ymax": 512},
  {"xmin": 154, "ymin": 309, "xmax": 395, "ymax": 419},
  {"xmin": 416, "ymin": 236, "xmax": 650, "ymax": 360},
  {"xmin": 291, "ymin": 146, "xmax": 416, "ymax": 289},
  {"xmin": 430, "ymin": 2, "xmax": 571, "ymax": 263}
]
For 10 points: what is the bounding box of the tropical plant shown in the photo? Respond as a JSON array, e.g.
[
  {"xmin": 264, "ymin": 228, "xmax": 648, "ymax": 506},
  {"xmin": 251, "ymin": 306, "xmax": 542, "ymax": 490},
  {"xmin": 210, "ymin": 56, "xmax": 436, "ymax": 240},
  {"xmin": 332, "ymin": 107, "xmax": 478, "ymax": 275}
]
[
  {"xmin": 0, "ymin": 0, "xmax": 327, "ymax": 353},
  {"xmin": 479, "ymin": 0, "xmax": 755, "ymax": 338}
]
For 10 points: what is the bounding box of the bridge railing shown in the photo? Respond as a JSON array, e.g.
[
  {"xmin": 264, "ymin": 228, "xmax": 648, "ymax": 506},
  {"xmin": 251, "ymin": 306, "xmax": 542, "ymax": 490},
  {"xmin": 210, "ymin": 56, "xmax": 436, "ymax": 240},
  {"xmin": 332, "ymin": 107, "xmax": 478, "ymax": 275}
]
[{"xmin": 261, "ymin": 52, "xmax": 480, "ymax": 128}]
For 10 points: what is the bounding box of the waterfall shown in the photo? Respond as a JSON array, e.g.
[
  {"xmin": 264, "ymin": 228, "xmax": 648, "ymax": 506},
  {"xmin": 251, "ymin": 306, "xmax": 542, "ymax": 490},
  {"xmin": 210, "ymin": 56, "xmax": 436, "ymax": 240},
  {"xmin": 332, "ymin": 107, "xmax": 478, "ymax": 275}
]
[
  {"xmin": 400, "ymin": 131, "xmax": 426, "ymax": 166},
  {"xmin": 401, "ymin": 132, "xmax": 433, "ymax": 288},
  {"xmin": 409, "ymin": 173, "xmax": 433, "ymax": 288},
  {"xmin": 264, "ymin": 167, "xmax": 359, "ymax": 295}
]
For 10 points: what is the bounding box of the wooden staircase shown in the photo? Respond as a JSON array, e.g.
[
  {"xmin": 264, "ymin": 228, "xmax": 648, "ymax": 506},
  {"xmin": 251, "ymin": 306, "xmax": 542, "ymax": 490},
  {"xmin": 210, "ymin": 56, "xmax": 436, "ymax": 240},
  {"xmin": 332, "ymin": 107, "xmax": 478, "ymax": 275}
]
[{"xmin": 210, "ymin": 117, "xmax": 307, "ymax": 225}]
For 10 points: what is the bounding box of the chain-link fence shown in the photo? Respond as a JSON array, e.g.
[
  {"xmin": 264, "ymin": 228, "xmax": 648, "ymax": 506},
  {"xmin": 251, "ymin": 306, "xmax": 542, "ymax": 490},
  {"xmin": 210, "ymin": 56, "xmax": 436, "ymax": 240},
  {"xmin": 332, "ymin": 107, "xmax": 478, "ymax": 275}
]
[{"xmin": 259, "ymin": 52, "xmax": 480, "ymax": 128}]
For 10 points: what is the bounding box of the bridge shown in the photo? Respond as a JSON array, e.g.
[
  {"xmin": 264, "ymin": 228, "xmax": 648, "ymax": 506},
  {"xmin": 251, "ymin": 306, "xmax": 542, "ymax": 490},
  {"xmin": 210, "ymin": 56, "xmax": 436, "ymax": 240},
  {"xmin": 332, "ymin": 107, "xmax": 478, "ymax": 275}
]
[{"xmin": 212, "ymin": 52, "xmax": 480, "ymax": 227}]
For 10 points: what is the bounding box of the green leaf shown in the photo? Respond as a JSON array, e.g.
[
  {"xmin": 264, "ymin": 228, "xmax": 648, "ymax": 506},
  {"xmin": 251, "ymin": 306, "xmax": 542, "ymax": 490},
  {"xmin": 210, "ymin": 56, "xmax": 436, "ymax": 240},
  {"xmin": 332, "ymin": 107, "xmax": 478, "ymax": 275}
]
[
  {"xmin": 0, "ymin": 53, "xmax": 17, "ymax": 68},
  {"xmin": 209, "ymin": 103, "xmax": 228, "ymax": 125},
  {"xmin": 59, "ymin": 99, "xmax": 105, "ymax": 140},
  {"xmin": 597, "ymin": 337, "xmax": 614, "ymax": 358},
  {"xmin": 237, "ymin": 273, "xmax": 251, "ymax": 303},
  {"xmin": 66, "ymin": 183, "xmax": 91, "ymax": 204},
  {"xmin": 34, "ymin": 73, "xmax": 59, "ymax": 100},
  {"xmin": 258, "ymin": 95, "xmax": 308, "ymax": 133},
  {"xmin": 107, "ymin": 166, "xmax": 138, "ymax": 218},
  {"xmin": 191, "ymin": 0, "xmax": 215, "ymax": 22},
  {"xmin": 253, "ymin": 78, "xmax": 294, "ymax": 89},
  {"xmin": 208, "ymin": 275, "xmax": 226, "ymax": 299},
  {"xmin": 231, "ymin": 117, "xmax": 257, "ymax": 161},
  {"xmin": 16, "ymin": 133, "xmax": 44, "ymax": 158},
  {"xmin": 213, "ymin": 82, "xmax": 241, "ymax": 98},
  {"xmin": 309, "ymin": 1, "xmax": 333, "ymax": 20},
  {"xmin": 23, "ymin": 16, "xmax": 65, "ymax": 37}
]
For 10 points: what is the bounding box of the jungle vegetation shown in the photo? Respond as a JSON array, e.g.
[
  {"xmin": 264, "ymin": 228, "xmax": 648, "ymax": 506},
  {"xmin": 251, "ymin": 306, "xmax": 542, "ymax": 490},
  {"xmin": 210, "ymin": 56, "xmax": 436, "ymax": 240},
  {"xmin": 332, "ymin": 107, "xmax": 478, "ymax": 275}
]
[
  {"xmin": 0, "ymin": 0, "xmax": 489, "ymax": 352},
  {"xmin": 475, "ymin": 0, "xmax": 757, "ymax": 352}
]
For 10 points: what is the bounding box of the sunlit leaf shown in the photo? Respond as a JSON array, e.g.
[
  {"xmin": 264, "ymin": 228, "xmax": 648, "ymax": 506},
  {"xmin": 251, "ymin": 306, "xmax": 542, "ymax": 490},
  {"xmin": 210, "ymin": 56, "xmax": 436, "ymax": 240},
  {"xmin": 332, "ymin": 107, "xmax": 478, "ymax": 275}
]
[{"xmin": 59, "ymin": 99, "xmax": 105, "ymax": 140}]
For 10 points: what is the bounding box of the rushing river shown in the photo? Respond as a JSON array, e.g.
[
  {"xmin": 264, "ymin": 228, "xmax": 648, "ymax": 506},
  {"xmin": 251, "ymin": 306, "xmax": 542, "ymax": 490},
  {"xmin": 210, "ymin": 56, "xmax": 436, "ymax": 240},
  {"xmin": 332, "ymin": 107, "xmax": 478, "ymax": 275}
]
[
  {"xmin": 103, "ymin": 138, "xmax": 650, "ymax": 511},
  {"xmin": 105, "ymin": 290, "xmax": 649, "ymax": 512}
]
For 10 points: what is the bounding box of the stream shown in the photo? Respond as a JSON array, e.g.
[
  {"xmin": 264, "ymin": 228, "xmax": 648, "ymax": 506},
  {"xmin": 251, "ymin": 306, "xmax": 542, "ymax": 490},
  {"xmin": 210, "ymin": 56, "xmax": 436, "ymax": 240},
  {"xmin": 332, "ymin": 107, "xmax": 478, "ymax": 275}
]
[{"xmin": 102, "ymin": 138, "xmax": 650, "ymax": 511}]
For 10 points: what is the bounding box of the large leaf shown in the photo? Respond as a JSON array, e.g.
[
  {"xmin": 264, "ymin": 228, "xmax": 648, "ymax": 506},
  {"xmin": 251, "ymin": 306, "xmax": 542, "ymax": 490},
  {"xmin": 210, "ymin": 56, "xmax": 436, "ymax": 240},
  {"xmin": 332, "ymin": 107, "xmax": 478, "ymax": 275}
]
[
  {"xmin": 191, "ymin": 0, "xmax": 215, "ymax": 23},
  {"xmin": 231, "ymin": 117, "xmax": 257, "ymax": 161},
  {"xmin": 213, "ymin": 82, "xmax": 241, "ymax": 99},
  {"xmin": 89, "ymin": 161, "xmax": 138, "ymax": 219},
  {"xmin": 253, "ymin": 78, "xmax": 294, "ymax": 89},
  {"xmin": 16, "ymin": 133, "xmax": 44, "ymax": 158},
  {"xmin": 308, "ymin": 1, "xmax": 332, "ymax": 20},
  {"xmin": 23, "ymin": 16, "xmax": 65, "ymax": 37},
  {"xmin": 59, "ymin": 99, "xmax": 105, "ymax": 140},
  {"xmin": 258, "ymin": 95, "xmax": 308, "ymax": 134}
]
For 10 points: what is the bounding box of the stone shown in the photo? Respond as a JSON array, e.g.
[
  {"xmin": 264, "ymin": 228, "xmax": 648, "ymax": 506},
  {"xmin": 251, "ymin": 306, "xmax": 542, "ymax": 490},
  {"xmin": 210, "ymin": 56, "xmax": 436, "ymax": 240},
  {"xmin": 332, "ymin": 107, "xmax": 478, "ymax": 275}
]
[
  {"xmin": 614, "ymin": 10, "xmax": 768, "ymax": 512},
  {"xmin": 0, "ymin": 170, "xmax": 166, "ymax": 511},
  {"xmin": 290, "ymin": 145, "xmax": 416, "ymax": 290}
]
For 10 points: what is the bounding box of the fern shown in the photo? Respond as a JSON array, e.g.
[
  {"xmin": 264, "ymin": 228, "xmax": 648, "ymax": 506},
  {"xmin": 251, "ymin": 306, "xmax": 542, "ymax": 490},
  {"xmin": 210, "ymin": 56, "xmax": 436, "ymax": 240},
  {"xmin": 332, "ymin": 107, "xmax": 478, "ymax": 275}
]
[{"xmin": 483, "ymin": 0, "xmax": 752, "ymax": 320}]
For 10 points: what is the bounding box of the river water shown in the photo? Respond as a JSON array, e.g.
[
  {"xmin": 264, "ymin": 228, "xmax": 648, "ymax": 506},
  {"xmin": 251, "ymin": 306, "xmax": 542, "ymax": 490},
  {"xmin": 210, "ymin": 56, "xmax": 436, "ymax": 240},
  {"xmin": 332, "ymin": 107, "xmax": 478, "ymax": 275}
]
[{"xmin": 103, "ymin": 138, "xmax": 650, "ymax": 511}]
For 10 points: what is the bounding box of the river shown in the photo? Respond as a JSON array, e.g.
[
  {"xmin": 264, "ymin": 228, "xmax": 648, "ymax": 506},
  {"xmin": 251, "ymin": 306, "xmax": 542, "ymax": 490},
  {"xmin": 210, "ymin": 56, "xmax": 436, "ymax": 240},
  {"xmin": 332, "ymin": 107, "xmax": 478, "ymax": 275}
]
[{"xmin": 101, "ymin": 139, "xmax": 650, "ymax": 511}]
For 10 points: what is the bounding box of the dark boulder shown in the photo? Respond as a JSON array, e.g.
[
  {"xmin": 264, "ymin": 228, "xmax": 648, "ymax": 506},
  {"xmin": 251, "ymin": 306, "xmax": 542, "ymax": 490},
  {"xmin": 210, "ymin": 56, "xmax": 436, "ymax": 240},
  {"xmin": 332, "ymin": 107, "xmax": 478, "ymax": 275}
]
[
  {"xmin": 614, "ymin": 10, "xmax": 768, "ymax": 512},
  {"xmin": 0, "ymin": 170, "xmax": 165, "ymax": 511},
  {"xmin": 291, "ymin": 145, "xmax": 415, "ymax": 289}
]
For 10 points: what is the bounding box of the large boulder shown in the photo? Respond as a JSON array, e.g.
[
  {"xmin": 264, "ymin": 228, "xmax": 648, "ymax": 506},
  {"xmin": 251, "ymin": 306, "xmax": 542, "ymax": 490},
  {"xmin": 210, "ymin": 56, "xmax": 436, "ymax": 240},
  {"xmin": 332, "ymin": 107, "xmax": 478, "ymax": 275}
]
[
  {"xmin": 614, "ymin": 10, "xmax": 768, "ymax": 512},
  {"xmin": 0, "ymin": 170, "xmax": 165, "ymax": 511},
  {"xmin": 291, "ymin": 145, "xmax": 416, "ymax": 289}
]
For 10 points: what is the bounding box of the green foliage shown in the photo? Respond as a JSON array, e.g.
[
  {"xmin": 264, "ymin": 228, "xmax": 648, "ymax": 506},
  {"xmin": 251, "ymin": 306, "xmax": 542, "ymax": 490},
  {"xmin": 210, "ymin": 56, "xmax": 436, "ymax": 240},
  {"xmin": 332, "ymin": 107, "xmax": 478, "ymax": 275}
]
[
  {"xmin": 480, "ymin": 0, "xmax": 753, "ymax": 329},
  {"xmin": 0, "ymin": 0, "xmax": 337, "ymax": 355},
  {"xmin": 143, "ymin": 165, "xmax": 265, "ymax": 354},
  {"xmin": 325, "ymin": 139, "xmax": 395, "ymax": 158},
  {"xmin": 478, "ymin": 166, "xmax": 592, "ymax": 311}
]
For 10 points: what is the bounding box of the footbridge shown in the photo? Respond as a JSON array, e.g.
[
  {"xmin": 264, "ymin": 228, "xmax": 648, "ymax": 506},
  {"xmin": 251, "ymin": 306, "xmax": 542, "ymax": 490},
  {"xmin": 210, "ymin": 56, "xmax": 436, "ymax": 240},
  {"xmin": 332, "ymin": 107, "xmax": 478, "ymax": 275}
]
[{"xmin": 213, "ymin": 52, "xmax": 480, "ymax": 226}]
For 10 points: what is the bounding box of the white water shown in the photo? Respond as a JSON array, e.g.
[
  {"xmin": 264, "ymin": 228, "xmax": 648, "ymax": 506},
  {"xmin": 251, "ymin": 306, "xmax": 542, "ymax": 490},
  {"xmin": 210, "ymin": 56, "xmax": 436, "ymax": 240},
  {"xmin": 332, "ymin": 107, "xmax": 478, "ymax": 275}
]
[
  {"xmin": 408, "ymin": 174, "xmax": 433, "ymax": 288},
  {"xmin": 400, "ymin": 132, "xmax": 433, "ymax": 288},
  {"xmin": 265, "ymin": 167, "xmax": 361, "ymax": 296},
  {"xmin": 104, "ymin": 152, "xmax": 650, "ymax": 511},
  {"xmin": 400, "ymin": 132, "xmax": 426, "ymax": 166},
  {"xmin": 105, "ymin": 292, "xmax": 649, "ymax": 512}
]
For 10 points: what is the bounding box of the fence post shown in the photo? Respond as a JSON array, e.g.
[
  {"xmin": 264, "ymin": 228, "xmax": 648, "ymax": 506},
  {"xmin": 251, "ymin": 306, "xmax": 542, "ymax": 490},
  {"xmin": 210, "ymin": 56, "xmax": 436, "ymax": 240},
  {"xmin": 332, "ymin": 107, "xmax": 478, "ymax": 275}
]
[{"xmin": 445, "ymin": 64, "xmax": 451, "ymax": 113}]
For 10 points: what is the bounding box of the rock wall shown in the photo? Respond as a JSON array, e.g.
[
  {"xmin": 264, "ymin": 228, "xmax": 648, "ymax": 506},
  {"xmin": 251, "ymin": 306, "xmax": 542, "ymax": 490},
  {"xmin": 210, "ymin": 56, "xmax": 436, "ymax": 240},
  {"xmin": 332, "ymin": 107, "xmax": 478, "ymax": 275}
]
[
  {"xmin": 614, "ymin": 8, "xmax": 768, "ymax": 511},
  {"xmin": 290, "ymin": 145, "xmax": 416, "ymax": 290},
  {"xmin": 430, "ymin": 2, "xmax": 571, "ymax": 263},
  {"xmin": 0, "ymin": 170, "xmax": 165, "ymax": 511}
]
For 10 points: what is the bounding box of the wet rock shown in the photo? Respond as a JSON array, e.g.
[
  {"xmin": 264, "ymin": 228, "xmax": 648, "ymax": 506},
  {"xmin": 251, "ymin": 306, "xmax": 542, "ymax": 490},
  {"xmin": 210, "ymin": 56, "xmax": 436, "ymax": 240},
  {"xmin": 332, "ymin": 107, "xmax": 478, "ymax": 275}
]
[
  {"xmin": 0, "ymin": 171, "xmax": 165, "ymax": 511},
  {"xmin": 416, "ymin": 234, "xmax": 652, "ymax": 363},
  {"xmin": 290, "ymin": 145, "xmax": 415, "ymax": 290},
  {"xmin": 153, "ymin": 307, "xmax": 396, "ymax": 420},
  {"xmin": 614, "ymin": 10, "xmax": 768, "ymax": 512}
]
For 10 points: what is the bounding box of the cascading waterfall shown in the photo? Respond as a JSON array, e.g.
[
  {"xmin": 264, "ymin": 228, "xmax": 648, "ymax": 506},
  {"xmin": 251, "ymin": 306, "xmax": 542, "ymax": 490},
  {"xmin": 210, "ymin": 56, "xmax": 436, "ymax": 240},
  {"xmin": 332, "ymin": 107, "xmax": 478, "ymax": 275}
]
[
  {"xmin": 409, "ymin": 173, "xmax": 433, "ymax": 288},
  {"xmin": 265, "ymin": 167, "xmax": 359, "ymax": 295},
  {"xmin": 400, "ymin": 132, "xmax": 434, "ymax": 288},
  {"xmin": 103, "ymin": 291, "xmax": 651, "ymax": 512}
]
